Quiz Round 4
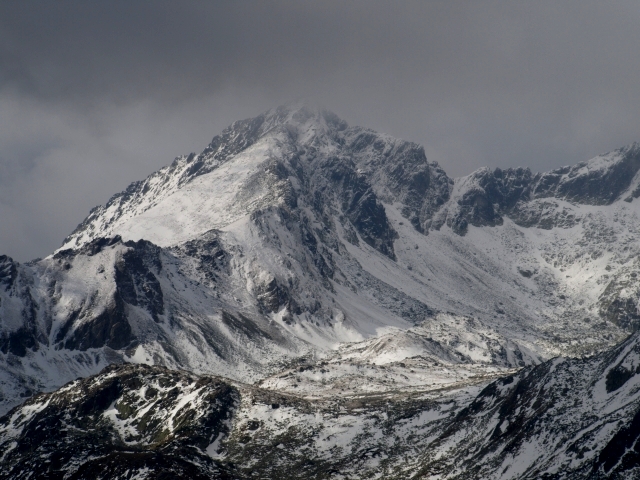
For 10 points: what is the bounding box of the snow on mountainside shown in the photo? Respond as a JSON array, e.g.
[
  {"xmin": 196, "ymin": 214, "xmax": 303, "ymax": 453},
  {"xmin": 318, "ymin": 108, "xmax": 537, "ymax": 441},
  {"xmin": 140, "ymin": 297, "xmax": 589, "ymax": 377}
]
[
  {"xmin": 2, "ymin": 103, "xmax": 640, "ymax": 423},
  {"xmin": 415, "ymin": 329, "xmax": 640, "ymax": 479},
  {"xmin": 56, "ymin": 105, "xmax": 640, "ymax": 353},
  {"xmin": 4, "ymin": 332, "xmax": 640, "ymax": 479}
]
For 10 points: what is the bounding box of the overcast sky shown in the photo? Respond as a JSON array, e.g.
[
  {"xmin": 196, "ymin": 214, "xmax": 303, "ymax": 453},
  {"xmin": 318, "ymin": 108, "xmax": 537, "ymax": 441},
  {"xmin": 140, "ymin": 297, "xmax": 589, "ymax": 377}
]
[{"xmin": 1, "ymin": 1, "xmax": 640, "ymax": 261}]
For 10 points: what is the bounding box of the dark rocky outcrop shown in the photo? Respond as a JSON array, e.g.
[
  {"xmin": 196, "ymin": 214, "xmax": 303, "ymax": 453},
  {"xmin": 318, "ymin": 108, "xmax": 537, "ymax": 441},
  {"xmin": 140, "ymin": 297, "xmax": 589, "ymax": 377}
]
[
  {"xmin": 52, "ymin": 238, "xmax": 166, "ymax": 352},
  {"xmin": 534, "ymin": 143, "xmax": 640, "ymax": 205},
  {"xmin": 0, "ymin": 364, "xmax": 239, "ymax": 480},
  {"xmin": 448, "ymin": 167, "xmax": 534, "ymax": 235},
  {"xmin": 60, "ymin": 295, "xmax": 133, "ymax": 351},
  {"xmin": 323, "ymin": 156, "xmax": 398, "ymax": 259},
  {"xmin": 446, "ymin": 143, "xmax": 640, "ymax": 235},
  {"xmin": 344, "ymin": 127, "xmax": 453, "ymax": 234},
  {"xmin": 116, "ymin": 239, "xmax": 165, "ymax": 322},
  {"xmin": 0, "ymin": 255, "xmax": 18, "ymax": 290},
  {"xmin": 598, "ymin": 268, "xmax": 640, "ymax": 331},
  {"xmin": 0, "ymin": 257, "xmax": 40, "ymax": 357}
]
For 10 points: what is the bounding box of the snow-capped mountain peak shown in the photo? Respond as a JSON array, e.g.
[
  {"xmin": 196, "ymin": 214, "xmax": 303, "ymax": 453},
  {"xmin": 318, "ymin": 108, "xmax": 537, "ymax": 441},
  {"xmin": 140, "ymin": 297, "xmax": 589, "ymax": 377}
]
[{"xmin": 2, "ymin": 105, "xmax": 640, "ymax": 431}]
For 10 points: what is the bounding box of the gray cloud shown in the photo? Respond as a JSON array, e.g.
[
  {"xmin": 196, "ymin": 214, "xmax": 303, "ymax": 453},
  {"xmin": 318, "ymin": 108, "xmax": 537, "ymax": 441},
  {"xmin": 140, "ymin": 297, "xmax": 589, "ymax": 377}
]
[{"xmin": 1, "ymin": 1, "xmax": 640, "ymax": 261}]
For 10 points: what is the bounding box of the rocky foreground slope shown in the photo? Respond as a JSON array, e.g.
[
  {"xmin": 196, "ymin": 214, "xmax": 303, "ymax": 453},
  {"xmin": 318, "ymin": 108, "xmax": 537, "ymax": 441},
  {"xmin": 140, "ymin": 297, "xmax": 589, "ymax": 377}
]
[{"xmin": 2, "ymin": 331, "xmax": 640, "ymax": 479}]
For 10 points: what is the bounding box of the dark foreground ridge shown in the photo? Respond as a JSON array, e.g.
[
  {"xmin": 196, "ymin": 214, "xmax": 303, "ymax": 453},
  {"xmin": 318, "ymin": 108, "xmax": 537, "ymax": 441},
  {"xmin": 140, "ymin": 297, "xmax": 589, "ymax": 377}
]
[
  {"xmin": 2, "ymin": 333, "xmax": 640, "ymax": 479},
  {"xmin": 0, "ymin": 364, "xmax": 240, "ymax": 479}
]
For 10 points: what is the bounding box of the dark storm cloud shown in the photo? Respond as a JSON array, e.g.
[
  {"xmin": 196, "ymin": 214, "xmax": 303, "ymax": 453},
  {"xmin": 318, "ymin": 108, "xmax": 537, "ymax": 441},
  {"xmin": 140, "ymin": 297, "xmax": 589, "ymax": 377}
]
[{"xmin": 1, "ymin": 1, "xmax": 640, "ymax": 261}]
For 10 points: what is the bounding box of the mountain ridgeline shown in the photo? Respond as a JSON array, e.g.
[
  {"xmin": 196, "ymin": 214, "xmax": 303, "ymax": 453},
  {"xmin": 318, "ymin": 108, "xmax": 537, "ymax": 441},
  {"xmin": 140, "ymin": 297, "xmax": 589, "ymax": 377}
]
[
  {"xmin": 3, "ymin": 333, "xmax": 640, "ymax": 479},
  {"xmin": 2, "ymin": 105, "xmax": 640, "ymax": 478}
]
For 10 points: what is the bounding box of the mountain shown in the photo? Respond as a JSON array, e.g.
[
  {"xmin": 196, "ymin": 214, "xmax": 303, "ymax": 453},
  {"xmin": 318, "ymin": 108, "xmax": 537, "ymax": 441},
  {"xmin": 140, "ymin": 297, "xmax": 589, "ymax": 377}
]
[
  {"xmin": 2, "ymin": 103, "xmax": 640, "ymax": 473},
  {"xmin": 3, "ymin": 332, "xmax": 640, "ymax": 479},
  {"xmin": 414, "ymin": 330, "xmax": 640, "ymax": 479}
]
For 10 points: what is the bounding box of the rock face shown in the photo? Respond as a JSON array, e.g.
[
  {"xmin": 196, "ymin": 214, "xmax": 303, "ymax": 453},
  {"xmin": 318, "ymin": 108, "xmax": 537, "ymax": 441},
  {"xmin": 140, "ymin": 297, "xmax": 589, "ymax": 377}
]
[
  {"xmin": 438, "ymin": 143, "xmax": 640, "ymax": 235},
  {"xmin": 415, "ymin": 331, "xmax": 640, "ymax": 479},
  {"xmin": 0, "ymin": 364, "xmax": 239, "ymax": 479}
]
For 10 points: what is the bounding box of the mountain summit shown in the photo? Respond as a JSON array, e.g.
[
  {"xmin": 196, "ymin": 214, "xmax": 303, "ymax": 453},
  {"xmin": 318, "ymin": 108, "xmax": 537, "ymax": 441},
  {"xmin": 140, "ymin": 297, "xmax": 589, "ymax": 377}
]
[
  {"xmin": 4, "ymin": 105, "xmax": 640, "ymax": 478},
  {"xmin": 1, "ymin": 104, "xmax": 640, "ymax": 421},
  {"xmin": 61, "ymin": 103, "xmax": 451, "ymax": 258}
]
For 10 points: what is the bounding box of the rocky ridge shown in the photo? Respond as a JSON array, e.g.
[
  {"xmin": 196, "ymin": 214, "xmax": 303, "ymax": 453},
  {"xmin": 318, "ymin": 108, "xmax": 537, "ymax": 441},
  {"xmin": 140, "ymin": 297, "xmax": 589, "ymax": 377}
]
[
  {"xmin": 3, "ymin": 332, "xmax": 640, "ymax": 479},
  {"xmin": 2, "ymin": 104, "xmax": 640, "ymax": 477}
]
